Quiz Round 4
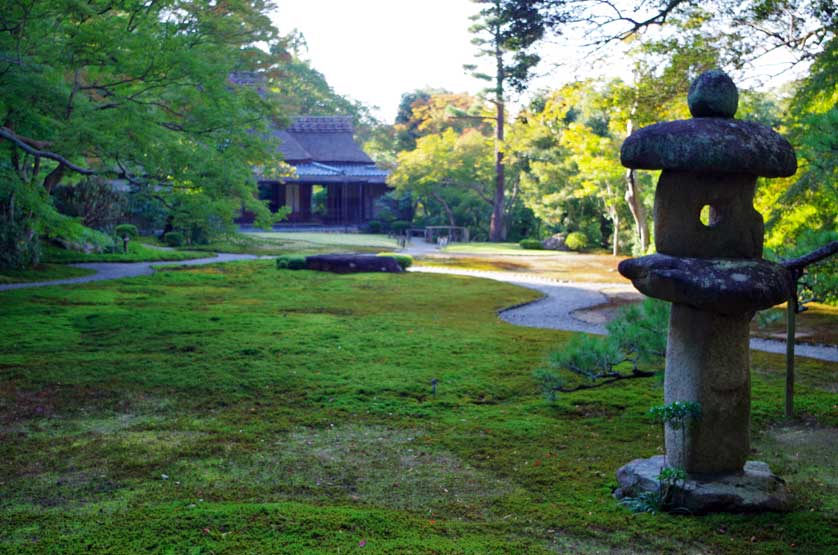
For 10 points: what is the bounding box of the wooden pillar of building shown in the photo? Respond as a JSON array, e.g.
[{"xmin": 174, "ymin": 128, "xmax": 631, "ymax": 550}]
[
  {"xmin": 273, "ymin": 182, "xmax": 285, "ymax": 214},
  {"xmin": 342, "ymin": 182, "xmax": 349, "ymax": 224},
  {"xmin": 326, "ymin": 184, "xmax": 341, "ymax": 224}
]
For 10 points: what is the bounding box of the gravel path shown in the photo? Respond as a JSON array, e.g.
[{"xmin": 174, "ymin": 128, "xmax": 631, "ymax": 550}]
[
  {"xmin": 410, "ymin": 266, "xmax": 838, "ymax": 362},
  {"xmin": 0, "ymin": 253, "xmax": 261, "ymax": 292}
]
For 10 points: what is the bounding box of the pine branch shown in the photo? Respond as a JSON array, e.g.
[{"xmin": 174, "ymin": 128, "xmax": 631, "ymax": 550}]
[{"xmin": 553, "ymin": 369, "xmax": 656, "ymax": 393}]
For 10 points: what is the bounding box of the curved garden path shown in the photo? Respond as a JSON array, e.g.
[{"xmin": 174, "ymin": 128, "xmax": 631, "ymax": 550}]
[
  {"xmin": 410, "ymin": 266, "xmax": 838, "ymax": 363},
  {"xmin": 0, "ymin": 253, "xmax": 261, "ymax": 292}
]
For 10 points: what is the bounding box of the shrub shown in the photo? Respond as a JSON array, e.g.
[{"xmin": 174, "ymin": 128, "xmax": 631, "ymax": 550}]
[
  {"xmin": 53, "ymin": 178, "xmax": 126, "ymax": 228},
  {"xmin": 115, "ymin": 224, "xmax": 139, "ymax": 239},
  {"xmin": 565, "ymin": 231, "xmax": 589, "ymax": 251},
  {"xmin": 535, "ymin": 298, "xmax": 668, "ymax": 399},
  {"xmin": 519, "ymin": 238, "xmax": 543, "ymax": 250},
  {"xmin": 163, "ymin": 231, "xmax": 185, "ymax": 247},
  {"xmin": 377, "ymin": 253, "xmax": 413, "ymax": 269},
  {"xmin": 391, "ymin": 220, "xmax": 412, "ymax": 235},
  {"xmin": 0, "ymin": 199, "xmax": 40, "ymax": 269},
  {"xmin": 367, "ymin": 220, "xmax": 383, "ymax": 234},
  {"xmin": 276, "ymin": 254, "xmax": 307, "ymax": 270}
]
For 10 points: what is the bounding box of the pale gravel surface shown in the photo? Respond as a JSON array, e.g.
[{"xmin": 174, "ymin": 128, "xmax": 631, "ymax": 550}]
[{"xmin": 410, "ymin": 265, "xmax": 838, "ymax": 363}]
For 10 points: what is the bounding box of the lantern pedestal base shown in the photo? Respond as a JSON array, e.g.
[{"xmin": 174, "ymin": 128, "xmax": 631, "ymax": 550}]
[{"xmin": 614, "ymin": 455, "xmax": 790, "ymax": 514}]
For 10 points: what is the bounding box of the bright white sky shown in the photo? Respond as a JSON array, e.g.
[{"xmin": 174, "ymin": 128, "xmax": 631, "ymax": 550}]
[
  {"xmin": 270, "ymin": 0, "xmax": 801, "ymax": 123},
  {"xmin": 271, "ymin": 0, "xmax": 487, "ymax": 122}
]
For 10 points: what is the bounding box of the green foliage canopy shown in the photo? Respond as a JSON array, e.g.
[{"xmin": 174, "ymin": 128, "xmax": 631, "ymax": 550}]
[{"xmin": 0, "ymin": 0, "xmax": 295, "ymax": 266}]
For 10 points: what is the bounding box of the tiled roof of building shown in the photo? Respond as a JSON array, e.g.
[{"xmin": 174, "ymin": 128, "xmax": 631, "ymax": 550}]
[
  {"xmin": 286, "ymin": 162, "xmax": 388, "ymax": 184},
  {"xmin": 288, "ymin": 116, "xmax": 355, "ymax": 134},
  {"xmin": 276, "ymin": 116, "xmax": 374, "ymax": 165}
]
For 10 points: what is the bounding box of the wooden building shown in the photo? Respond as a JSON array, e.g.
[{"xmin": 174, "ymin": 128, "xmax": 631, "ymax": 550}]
[{"xmin": 247, "ymin": 116, "xmax": 390, "ymax": 226}]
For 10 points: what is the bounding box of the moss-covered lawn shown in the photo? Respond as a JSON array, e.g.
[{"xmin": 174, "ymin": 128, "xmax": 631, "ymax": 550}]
[
  {"xmin": 180, "ymin": 232, "xmax": 400, "ymax": 256},
  {"xmin": 41, "ymin": 242, "xmax": 208, "ymax": 264},
  {"xmin": 0, "ymin": 261, "xmax": 835, "ymax": 554},
  {"xmin": 0, "ymin": 264, "xmax": 95, "ymax": 284}
]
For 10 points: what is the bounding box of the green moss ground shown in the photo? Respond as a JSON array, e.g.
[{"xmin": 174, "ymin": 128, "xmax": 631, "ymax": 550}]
[
  {"xmin": 0, "ymin": 264, "xmax": 95, "ymax": 284},
  {"xmin": 41, "ymin": 242, "xmax": 208, "ymax": 264},
  {"xmin": 180, "ymin": 232, "xmax": 399, "ymax": 256},
  {"xmin": 0, "ymin": 261, "xmax": 835, "ymax": 554}
]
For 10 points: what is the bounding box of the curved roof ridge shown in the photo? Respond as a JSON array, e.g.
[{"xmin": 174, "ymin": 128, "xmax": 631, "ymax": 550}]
[{"xmin": 288, "ymin": 116, "xmax": 354, "ymax": 134}]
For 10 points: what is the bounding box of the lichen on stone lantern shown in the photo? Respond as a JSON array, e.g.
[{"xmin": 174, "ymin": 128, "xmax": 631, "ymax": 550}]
[{"xmin": 613, "ymin": 70, "xmax": 796, "ymax": 513}]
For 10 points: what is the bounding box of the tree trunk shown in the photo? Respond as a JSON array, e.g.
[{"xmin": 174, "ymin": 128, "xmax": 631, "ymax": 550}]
[
  {"xmin": 623, "ymin": 105, "xmax": 650, "ymax": 253},
  {"xmin": 430, "ymin": 191, "xmax": 456, "ymax": 227},
  {"xmin": 489, "ymin": 32, "xmax": 506, "ymax": 243},
  {"xmin": 624, "ymin": 167, "xmax": 649, "ymax": 252},
  {"xmin": 42, "ymin": 165, "xmax": 65, "ymax": 193},
  {"xmin": 612, "ymin": 210, "xmax": 620, "ymax": 256}
]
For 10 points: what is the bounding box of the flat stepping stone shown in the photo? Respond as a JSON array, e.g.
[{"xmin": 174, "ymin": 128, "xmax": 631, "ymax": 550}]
[{"xmin": 305, "ymin": 254, "xmax": 402, "ymax": 274}]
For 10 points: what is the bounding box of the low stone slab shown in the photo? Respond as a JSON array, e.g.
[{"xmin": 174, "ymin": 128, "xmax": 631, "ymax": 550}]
[
  {"xmin": 621, "ymin": 118, "xmax": 797, "ymax": 177},
  {"xmin": 614, "ymin": 455, "xmax": 790, "ymax": 514},
  {"xmin": 542, "ymin": 232, "xmax": 569, "ymax": 251},
  {"xmin": 305, "ymin": 254, "xmax": 402, "ymax": 274},
  {"xmin": 618, "ymin": 254, "xmax": 792, "ymax": 314}
]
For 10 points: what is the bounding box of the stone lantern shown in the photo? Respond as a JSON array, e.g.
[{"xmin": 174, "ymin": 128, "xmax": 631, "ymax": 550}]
[{"xmin": 613, "ymin": 70, "xmax": 796, "ymax": 513}]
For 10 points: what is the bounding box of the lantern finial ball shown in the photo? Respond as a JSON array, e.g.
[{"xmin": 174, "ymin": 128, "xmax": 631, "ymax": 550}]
[{"xmin": 688, "ymin": 69, "xmax": 738, "ymax": 118}]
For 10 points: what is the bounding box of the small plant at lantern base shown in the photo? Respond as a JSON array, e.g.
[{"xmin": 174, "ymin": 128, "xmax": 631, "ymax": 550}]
[
  {"xmin": 620, "ymin": 402, "xmax": 700, "ymax": 514},
  {"xmin": 648, "ymin": 401, "xmax": 703, "ymax": 467}
]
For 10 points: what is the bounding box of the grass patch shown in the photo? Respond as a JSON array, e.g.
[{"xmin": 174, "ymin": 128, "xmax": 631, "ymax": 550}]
[
  {"xmin": 41, "ymin": 242, "xmax": 207, "ymax": 264},
  {"xmin": 0, "ymin": 264, "xmax": 95, "ymax": 284},
  {"xmin": 442, "ymin": 242, "xmax": 559, "ymax": 256},
  {"xmin": 0, "ymin": 261, "xmax": 836, "ymax": 553},
  {"xmin": 417, "ymin": 252, "xmax": 629, "ymax": 283},
  {"xmin": 182, "ymin": 232, "xmax": 399, "ymax": 256},
  {"xmin": 251, "ymin": 232, "xmax": 398, "ymax": 249}
]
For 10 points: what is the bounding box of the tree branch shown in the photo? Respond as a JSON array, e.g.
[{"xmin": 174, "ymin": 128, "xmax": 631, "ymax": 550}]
[
  {"xmin": 554, "ymin": 369, "xmax": 656, "ymax": 392},
  {"xmin": 782, "ymin": 241, "xmax": 838, "ymax": 276},
  {"xmin": 0, "ymin": 127, "xmax": 95, "ymax": 175}
]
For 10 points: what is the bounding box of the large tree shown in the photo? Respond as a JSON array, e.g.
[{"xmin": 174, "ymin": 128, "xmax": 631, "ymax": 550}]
[
  {"xmin": 464, "ymin": 0, "xmax": 556, "ymax": 241},
  {"xmin": 393, "ymin": 89, "xmax": 490, "ymax": 152}
]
